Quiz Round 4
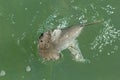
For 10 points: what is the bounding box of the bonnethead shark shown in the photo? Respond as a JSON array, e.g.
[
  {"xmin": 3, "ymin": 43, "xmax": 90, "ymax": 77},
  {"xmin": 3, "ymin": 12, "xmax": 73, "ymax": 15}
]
[{"xmin": 38, "ymin": 20, "xmax": 101, "ymax": 62}]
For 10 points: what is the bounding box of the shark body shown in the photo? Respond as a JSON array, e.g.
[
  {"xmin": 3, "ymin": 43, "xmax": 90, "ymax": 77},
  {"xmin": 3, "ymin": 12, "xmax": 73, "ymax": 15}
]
[{"xmin": 38, "ymin": 21, "xmax": 101, "ymax": 62}]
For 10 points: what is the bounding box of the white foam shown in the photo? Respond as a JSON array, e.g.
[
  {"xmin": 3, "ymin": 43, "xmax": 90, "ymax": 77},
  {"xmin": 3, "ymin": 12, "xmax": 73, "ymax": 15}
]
[
  {"xmin": 10, "ymin": 13, "xmax": 16, "ymax": 24},
  {"xmin": 78, "ymin": 15, "xmax": 85, "ymax": 21},
  {"xmin": 25, "ymin": 8, "xmax": 28, "ymax": 11},
  {"xmin": 22, "ymin": 75, "xmax": 25, "ymax": 79},
  {"xmin": 42, "ymin": 78, "xmax": 46, "ymax": 80},
  {"xmin": 11, "ymin": 33, "xmax": 15, "ymax": 37},
  {"xmin": 33, "ymin": 41, "xmax": 36, "ymax": 44},
  {"xmin": 90, "ymin": 4, "xmax": 96, "ymax": 10},
  {"xmin": 72, "ymin": 6, "xmax": 79, "ymax": 10},
  {"xmin": 70, "ymin": 0, "xmax": 74, "ymax": 3},
  {"xmin": 57, "ymin": 19, "xmax": 68, "ymax": 29},
  {"xmin": 17, "ymin": 39, "xmax": 20, "ymax": 45},
  {"xmin": 91, "ymin": 19, "xmax": 120, "ymax": 56},
  {"xmin": 101, "ymin": 4, "xmax": 115, "ymax": 15},
  {"xmin": 0, "ymin": 70, "xmax": 6, "ymax": 77},
  {"xmin": 40, "ymin": 2, "xmax": 42, "ymax": 5},
  {"xmin": 26, "ymin": 65, "xmax": 31, "ymax": 72}
]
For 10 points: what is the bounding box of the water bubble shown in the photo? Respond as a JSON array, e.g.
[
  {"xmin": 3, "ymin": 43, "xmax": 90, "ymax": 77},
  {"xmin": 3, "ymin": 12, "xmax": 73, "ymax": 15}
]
[
  {"xmin": 36, "ymin": 11, "xmax": 40, "ymax": 14},
  {"xmin": 57, "ymin": 19, "xmax": 68, "ymax": 29},
  {"xmin": 42, "ymin": 78, "xmax": 46, "ymax": 80},
  {"xmin": 78, "ymin": 15, "xmax": 85, "ymax": 21},
  {"xmin": 72, "ymin": 6, "xmax": 79, "ymax": 10},
  {"xmin": 70, "ymin": 0, "xmax": 74, "ymax": 3},
  {"xmin": 70, "ymin": 15, "xmax": 74, "ymax": 18},
  {"xmin": 101, "ymin": 4, "xmax": 115, "ymax": 15},
  {"xmin": 91, "ymin": 19, "xmax": 120, "ymax": 55},
  {"xmin": 53, "ymin": 14, "xmax": 57, "ymax": 18},
  {"xmin": 107, "ymin": 53, "xmax": 111, "ymax": 55},
  {"xmin": 0, "ymin": 70, "xmax": 6, "ymax": 77},
  {"xmin": 10, "ymin": 13, "xmax": 16, "ymax": 24},
  {"xmin": 25, "ymin": 8, "xmax": 28, "ymax": 11},
  {"xmin": 96, "ymin": 54, "xmax": 98, "ymax": 56},
  {"xmin": 26, "ymin": 65, "xmax": 31, "ymax": 72},
  {"xmin": 90, "ymin": 4, "xmax": 96, "ymax": 10},
  {"xmin": 106, "ymin": 5, "xmax": 115, "ymax": 9},
  {"xmin": 30, "ymin": 23, "xmax": 33, "ymax": 26},
  {"xmin": 40, "ymin": 2, "xmax": 42, "ymax": 5},
  {"xmin": 99, "ymin": 49, "xmax": 102, "ymax": 53},
  {"xmin": 17, "ymin": 39, "xmax": 20, "ymax": 45},
  {"xmin": 114, "ymin": 45, "xmax": 118, "ymax": 50},
  {"xmin": 109, "ymin": 51, "xmax": 115, "ymax": 54},
  {"xmin": 11, "ymin": 33, "xmax": 15, "ymax": 37},
  {"xmin": 12, "ymin": 21, "xmax": 15, "ymax": 24},
  {"xmin": 33, "ymin": 41, "xmax": 36, "ymax": 44},
  {"xmin": 22, "ymin": 75, "xmax": 25, "ymax": 79},
  {"xmin": 37, "ymin": 10, "xmax": 59, "ymax": 32}
]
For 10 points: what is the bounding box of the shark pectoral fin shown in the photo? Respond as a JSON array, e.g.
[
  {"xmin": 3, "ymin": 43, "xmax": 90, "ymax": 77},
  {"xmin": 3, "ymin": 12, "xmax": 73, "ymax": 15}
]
[{"xmin": 68, "ymin": 40, "xmax": 86, "ymax": 62}]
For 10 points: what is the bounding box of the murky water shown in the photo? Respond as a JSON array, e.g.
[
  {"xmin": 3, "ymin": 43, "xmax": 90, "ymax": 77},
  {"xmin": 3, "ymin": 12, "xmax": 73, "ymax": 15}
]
[{"xmin": 0, "ymin": 0, "xmax": 120, "ymax": 80}]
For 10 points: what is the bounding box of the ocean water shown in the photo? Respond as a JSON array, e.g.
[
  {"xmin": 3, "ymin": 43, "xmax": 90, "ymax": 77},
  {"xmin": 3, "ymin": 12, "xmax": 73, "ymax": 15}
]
[{"xmin": 0, "ymin": 0, "xmax": 120, "ymax": 80}]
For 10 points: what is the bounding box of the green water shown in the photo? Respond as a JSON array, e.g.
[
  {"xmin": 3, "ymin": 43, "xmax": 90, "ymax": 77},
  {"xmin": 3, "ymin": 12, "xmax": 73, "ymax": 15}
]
[{"xmin": 0, "ymin": 0, "xmax": 120, "ymax": 80}]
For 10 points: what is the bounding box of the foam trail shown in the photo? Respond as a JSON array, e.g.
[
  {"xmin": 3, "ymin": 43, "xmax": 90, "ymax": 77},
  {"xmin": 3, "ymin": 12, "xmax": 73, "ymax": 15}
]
[{"xmin": 91, "ymin": 19, "xmax": 120, "ymax": 56}]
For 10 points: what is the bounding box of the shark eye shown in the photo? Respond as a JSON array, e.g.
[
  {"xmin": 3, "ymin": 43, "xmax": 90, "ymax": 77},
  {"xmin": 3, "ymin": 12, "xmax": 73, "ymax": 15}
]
[{"xmin": 40, "ymin": 40, "xmax": 43, "ymax": 42}]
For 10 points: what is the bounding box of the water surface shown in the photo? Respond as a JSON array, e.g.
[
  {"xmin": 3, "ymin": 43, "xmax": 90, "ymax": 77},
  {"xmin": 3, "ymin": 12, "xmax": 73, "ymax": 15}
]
[{"xmin": 0, "ymin": 0, "xmax": 120, "ymax": 80}]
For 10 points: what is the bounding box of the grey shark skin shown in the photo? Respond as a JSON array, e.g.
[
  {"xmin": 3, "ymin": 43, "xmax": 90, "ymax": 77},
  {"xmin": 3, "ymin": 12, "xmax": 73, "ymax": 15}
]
[{"xmin": 38, "ymin": 21, "xmax": 101, "ymax": 62}]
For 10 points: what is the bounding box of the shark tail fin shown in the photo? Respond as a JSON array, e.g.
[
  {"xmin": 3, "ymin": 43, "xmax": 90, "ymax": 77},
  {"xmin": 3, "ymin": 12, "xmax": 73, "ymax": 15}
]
[{"xmin": 84, "ymin": 20, "xmax": 102, "ymax": 27}]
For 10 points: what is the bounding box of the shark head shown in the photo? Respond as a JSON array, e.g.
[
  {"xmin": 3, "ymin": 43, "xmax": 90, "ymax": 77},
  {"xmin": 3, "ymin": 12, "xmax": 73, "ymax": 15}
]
[{"xmin": 38, "ymin": 31, "xmax": 61, "ymax": 61}]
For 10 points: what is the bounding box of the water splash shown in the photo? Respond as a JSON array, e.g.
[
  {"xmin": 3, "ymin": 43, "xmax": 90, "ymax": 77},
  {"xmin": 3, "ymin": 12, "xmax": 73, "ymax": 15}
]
[
  {"xmin": 37, "ymin": 10, "xmax": 59, "ymax": 34},
  {"xmin": 57, "ymin": 17, "xmax": 69, "ymax": 29},
  {"xmin": 78, "ymin": 14, "xmax": 88, "ymax": 24},
  {"xmin": 101, "ymin": 4, "xmax": 115, "ymax": 15},
  {"xmin": 37, "ymin": 10, "xmax": 71, "ymax": 35},
  {"xmin": 91, "ymin": 19, "xmax": 120, "ymax": 56}
]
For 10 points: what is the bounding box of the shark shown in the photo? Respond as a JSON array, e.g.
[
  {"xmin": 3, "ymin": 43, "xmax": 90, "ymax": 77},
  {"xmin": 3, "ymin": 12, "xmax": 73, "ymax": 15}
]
[{"xmin": 38, "ymin": 20, "xmax": 101, "ymax": 62}]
